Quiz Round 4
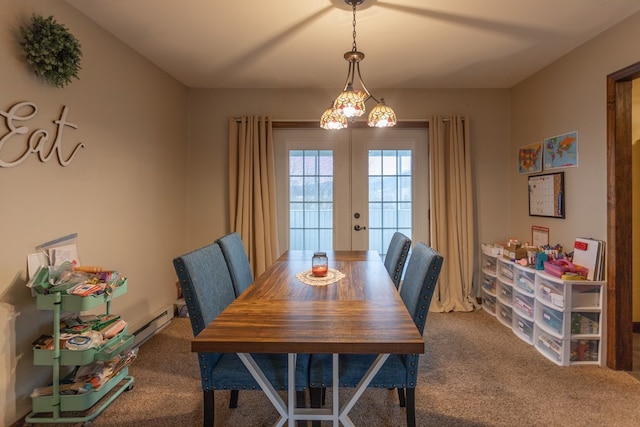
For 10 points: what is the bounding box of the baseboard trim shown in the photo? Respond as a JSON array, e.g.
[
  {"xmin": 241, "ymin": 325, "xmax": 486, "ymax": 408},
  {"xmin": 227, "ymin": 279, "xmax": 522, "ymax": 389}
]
[
  {"xmin": 132, "ymin": 304, "xmax": 175, "ymax": 347},
  {"xmin": 10, "ymin": 417, "xmax": 25, "ymax": 427}
]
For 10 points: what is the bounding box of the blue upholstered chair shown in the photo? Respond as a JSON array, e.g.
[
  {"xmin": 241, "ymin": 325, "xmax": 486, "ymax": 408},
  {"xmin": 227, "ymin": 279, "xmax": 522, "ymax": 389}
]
[
  {"xmin": 216, "ymin": 232, "xmax": 254, "ymax": 297},
  {"xmin": 173, "ymin": 243, "xmax": 309, "ymax": 427},
  {"xmin": 308, "ymin": 242, "xmax": 444, "ymax": 427},
  {"xmin": 384, "ymin": 232, "xmax": 412, "ymax": 288}
]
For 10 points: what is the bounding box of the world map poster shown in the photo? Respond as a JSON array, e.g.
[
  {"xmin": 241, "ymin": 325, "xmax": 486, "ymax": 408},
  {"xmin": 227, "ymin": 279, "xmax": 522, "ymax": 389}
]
[{"xmin": 543, "ymin": 131, "xmax": 578, "ymax": 170}]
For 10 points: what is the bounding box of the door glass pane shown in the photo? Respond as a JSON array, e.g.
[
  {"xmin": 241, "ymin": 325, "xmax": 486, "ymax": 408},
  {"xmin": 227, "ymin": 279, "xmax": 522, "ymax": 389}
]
[
  {"xmin": 289, "ymin": 150, "xmax": 333, "ymax": 250},
  {"xmin": 368, "ymin": 150, "xmax": 412, "ymax": 259}
]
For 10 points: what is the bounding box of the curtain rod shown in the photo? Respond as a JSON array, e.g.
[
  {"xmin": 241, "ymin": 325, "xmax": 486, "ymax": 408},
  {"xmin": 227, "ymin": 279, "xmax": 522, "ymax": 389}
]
[{"xmin": 233, "ymin": 118, "xmax": 464, "ymax": 128}]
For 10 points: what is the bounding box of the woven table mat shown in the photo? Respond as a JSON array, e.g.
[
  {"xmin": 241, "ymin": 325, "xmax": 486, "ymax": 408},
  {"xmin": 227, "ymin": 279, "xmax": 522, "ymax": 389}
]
[{"xmin": 295, "ymin": 268, "xmax": 345, "ymax": 286}]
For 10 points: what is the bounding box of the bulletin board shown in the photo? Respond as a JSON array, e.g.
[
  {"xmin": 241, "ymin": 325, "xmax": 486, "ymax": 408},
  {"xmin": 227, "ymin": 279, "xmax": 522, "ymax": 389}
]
[{"xmin": 528, "ymin": 172, "xmax": 565, "ymax": 218}]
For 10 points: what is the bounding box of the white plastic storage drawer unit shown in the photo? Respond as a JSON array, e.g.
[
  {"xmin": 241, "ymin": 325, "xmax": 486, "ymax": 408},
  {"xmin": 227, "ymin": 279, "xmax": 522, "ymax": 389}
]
[{"xmin": 533, "ymin": 270, "xmax": 605, "ymax": 366}]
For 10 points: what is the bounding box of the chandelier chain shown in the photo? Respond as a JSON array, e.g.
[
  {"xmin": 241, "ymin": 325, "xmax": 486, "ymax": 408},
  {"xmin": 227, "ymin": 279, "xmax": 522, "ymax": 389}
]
[
  {"xmin": 351, "ymin": 2, "xmax": 357, "ymax": 52},
  {"xmin": 320, "ymin": 0, "xmax": 397, "ymax": 129}
]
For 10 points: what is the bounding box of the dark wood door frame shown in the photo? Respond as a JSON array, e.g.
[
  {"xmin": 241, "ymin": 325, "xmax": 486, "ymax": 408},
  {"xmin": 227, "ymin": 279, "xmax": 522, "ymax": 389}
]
[{"xmin": 607, "ymin": 62, "xmax": 640, "ymax": 370}]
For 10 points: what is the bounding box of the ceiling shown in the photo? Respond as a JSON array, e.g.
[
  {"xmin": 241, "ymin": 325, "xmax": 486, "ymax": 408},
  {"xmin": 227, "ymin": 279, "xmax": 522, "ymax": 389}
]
[{"xmin": 65, "ymin": 0, "xmax": 640, "ymax": 90}]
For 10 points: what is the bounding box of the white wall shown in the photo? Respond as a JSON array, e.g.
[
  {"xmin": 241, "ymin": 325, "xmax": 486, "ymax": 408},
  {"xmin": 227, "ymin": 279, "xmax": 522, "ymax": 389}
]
[
  {"xmin": 0, "ymin": 1, "xmax": 188, "ymax": 423},
  {"xmin": 510, "ymin": 10, "xmax": 640, "ymax": 251}
]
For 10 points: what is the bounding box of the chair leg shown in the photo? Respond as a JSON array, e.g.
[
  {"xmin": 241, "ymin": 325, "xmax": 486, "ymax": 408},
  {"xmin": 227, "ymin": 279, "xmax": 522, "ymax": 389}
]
[
  {"xmin": 203, "ymin": 390, "xmax": 214, "ymax": 427},
  {"xmin": 296, "ymin": 390, "xmax": 307, "ymax": 427},
  {"xmin": 310, "ymin": 387, "xmax": 322, "ymax": 408},
  {"xmin": 309, "ymin": 387, "xmax": 323, "ymax": 427},
  {"xmin": 229, "ymin": 389, "xmax": 239, "ymax": 408},
  {"xmin": 397, "ymin": 387, "xmax": 406, "ymax": 407},
  {"xmin": 405, "ymin": 388, "xmax": 416, "ymax": 427},
  {"xmin": 296, "ymin": 390, "xmax": 307, "ymax": 408}
]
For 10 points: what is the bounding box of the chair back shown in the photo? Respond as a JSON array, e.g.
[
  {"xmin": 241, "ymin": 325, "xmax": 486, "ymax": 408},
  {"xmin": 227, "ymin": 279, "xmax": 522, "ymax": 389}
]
[
  {"xmin": 399, "ymin": 242, "xmax": 444, "ymax": 335},
  {"xmin": 216, "ymin": 232, "xmax": 254, "ymax": 297},
  {"xmin": 307, "ymin": 243, "xmax": 444, "ymax": 394},
  {"xmin": 384, "ymin": 232, "xmax": 411, "ymax": 288},
  {"xmin": 173, "ymin": 243, "xmax": 236, "ymax": 337}
]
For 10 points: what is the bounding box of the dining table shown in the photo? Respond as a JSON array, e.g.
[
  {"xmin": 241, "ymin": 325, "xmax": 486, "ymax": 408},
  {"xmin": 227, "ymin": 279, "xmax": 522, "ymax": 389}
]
[{"xmin": 191, "ymin": 250, "xmax": 425, "ymax": 426}]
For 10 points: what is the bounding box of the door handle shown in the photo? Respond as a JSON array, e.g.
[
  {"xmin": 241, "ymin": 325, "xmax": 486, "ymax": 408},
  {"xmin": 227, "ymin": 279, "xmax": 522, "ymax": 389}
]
[{"xmin": 354, "ymin": 225, "xmax": 367, "ymax": 231}]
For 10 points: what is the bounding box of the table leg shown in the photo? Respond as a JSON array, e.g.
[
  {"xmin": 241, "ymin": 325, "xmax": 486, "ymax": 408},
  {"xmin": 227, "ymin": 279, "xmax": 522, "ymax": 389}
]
[
  {"xmin": 333, "ymin": 353, "xmax": 340, "ymax": 427},
  {"xmin": 288, "ymin": 353, "xmax": 296, "ymax": 427},
  {"xmin": 338, "ymin": 353, "xmax": 390, "ymax": 426},
  {"xmin": 237, "ymin": 353, "xmax": 288, "ymax": 426}
]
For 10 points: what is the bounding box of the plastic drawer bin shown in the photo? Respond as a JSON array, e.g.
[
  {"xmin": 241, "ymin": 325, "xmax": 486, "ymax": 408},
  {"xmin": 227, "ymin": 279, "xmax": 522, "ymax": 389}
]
[
  {"xmin": 513, "ymin": 291, "xmax": 535, "ymax": 318},
  {"xmin": 496, "ymin": 300, "xmax": 513, "ymax": 327},
  {"xmin": 497, "ymin": 280, "xmax": 513, "ymax": 304},
  {"xmin": 571, "ymin": 312, "xmax": 600, "ymax": 335},
  {"xmin": 536, "ymin": 332, "xmax": 563, "ymax": 363},
  {"xmin": 513, "ymin": 312, "xmax": 534, "ymax": 344},
  {"xmin": 482, "ymin": 253, "xmax": 497, "ymax": 275},
  {"xmin": 538, "ymin": 305, "xmax": 564, "ymax": 335},
  {"xmin": 498, "ymin": 260, "xmax": 515, "ymax": 282},
  {"xmin": 537, "ymin": 276, "xmax": 565, "ymax": 309},
  {"xmin": 482, "ymin": 289, "xmax": 496, "ymax": 315},
  {"xmin": 571, "ymin": 284, "xmax": 602, "ymax": 308},
  {"xmin": 570, "ymin": 339, "xmax": 600, "ymax": 362},
  {"xmin": 482, "ymin": 273, "xmax": 497, "ymax": 294},
  {"xmin": 514, "ymin": 268, "xmax": 535, "ymax": 295}
]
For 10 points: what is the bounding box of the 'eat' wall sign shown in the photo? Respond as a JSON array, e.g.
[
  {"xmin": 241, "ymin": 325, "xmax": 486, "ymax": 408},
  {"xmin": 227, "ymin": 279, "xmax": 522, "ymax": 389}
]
[{"xmin": 0, "ymin": 101, "xmax": 85, "ymax": 167}]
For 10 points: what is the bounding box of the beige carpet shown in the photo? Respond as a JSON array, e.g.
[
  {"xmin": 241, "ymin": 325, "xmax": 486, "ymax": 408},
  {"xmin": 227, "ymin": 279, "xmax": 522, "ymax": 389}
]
[{"xmin": 29, "ymin": 310, "xmax": 640, "ymax": 426}]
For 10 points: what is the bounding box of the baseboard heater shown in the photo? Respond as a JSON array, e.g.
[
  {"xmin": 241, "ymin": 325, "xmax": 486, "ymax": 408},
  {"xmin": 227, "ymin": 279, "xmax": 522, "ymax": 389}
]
[{"xmin": 132, "ymin": 304, "xmax": 174, "ymax": 347}]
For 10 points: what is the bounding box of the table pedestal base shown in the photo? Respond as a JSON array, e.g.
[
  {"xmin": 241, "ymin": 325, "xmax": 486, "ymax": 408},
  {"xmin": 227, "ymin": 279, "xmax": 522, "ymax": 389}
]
[{"xmin": 237, "ymin": 352, "xmax": 390, "ymax": 426}]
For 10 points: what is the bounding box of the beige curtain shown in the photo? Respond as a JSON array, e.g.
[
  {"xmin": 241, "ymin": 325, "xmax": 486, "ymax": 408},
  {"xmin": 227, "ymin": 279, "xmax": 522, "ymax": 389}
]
[
  {"xmin": 429, "ymin": 115, "xmax": 477, "ymax": 312},
  {"xmin": 227, "ymin": 116, "xmax": 279, "ymax": 277}
]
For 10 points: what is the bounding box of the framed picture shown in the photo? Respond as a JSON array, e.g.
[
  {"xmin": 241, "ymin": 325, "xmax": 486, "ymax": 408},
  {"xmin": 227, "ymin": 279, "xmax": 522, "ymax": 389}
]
[
  {"xmin": 543, "ymin": 131, "xmax": 578, "ymax": 170},
  {"xmin": 531, "ymin": 226, "xmax": 550, "ymax": 247},
  {"xmin": 518, "ymin": 141, "xmax": 543, "ymax": 174},
  {"xmin": 528, "ymin": 172, "xmax": 565, "ymax": 218}
]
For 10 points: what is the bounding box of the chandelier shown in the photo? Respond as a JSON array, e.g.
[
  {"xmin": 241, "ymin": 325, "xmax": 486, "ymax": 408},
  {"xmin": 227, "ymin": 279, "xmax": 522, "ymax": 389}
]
[{"xmin": 320, "ymin": 0, "xmax": 397, "ymax": 130}]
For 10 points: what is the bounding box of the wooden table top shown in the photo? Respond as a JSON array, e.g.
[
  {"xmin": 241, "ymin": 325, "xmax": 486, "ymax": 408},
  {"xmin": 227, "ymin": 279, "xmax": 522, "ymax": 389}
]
[{"xmin": 191, "ymin": 250, "xmax": 425, "ymax": 355}]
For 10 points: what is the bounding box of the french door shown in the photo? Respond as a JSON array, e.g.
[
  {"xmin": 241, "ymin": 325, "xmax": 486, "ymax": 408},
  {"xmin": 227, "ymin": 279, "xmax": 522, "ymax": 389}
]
[{"xmin": 274, "ymin": 128, "xmax": 429, "ymax": 257}]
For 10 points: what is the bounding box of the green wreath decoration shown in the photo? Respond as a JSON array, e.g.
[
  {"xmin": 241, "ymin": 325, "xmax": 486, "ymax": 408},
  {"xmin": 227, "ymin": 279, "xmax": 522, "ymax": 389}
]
[{"xmin": 19, "ymin": 14, "xmax": 82, "ymax": 88}]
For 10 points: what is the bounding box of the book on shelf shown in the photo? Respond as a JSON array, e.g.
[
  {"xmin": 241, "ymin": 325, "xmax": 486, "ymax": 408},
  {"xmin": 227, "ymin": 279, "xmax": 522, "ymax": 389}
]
[{"xmin": 572, "ymin": 238, "xmax": 605, "ymax": 281}]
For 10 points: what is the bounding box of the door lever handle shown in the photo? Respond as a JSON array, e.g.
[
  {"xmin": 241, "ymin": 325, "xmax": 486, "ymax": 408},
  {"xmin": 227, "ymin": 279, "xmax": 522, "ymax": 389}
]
[{"xmin": 353, "ymin": 225, "xmax": 367, "ymax": 231}]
